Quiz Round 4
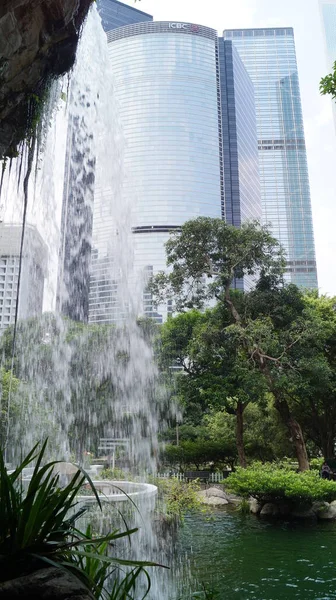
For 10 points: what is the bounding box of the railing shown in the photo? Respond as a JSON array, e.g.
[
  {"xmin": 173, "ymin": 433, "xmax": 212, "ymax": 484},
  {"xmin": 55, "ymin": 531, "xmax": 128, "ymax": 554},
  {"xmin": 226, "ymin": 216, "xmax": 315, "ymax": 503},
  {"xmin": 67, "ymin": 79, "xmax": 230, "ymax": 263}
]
[{"xmin": 156, "ymin": 472, "xmax": 226, "ymax": 483}]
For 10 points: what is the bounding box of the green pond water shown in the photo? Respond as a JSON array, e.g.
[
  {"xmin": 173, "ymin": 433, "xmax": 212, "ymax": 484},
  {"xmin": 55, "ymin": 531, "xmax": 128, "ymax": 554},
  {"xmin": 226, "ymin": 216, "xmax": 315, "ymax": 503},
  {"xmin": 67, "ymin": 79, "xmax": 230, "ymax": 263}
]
[{"xmin": 175, "ymin": 508, "xmax": 336, "ymax": 600}]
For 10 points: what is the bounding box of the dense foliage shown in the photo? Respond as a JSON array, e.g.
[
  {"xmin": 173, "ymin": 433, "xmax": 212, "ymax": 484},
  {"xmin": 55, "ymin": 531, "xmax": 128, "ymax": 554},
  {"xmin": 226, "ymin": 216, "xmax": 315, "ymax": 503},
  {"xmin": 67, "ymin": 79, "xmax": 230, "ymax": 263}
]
[
  {"xmin": 154, "ymin": 478, "xmax": 201, "ymax": 522},
  {"xmin": 152, "ymin": 217, "xmax": 336, "ymax": 471},
  {"xmin": 227, "ymin": 465, "xmax": 336, "ymax": 506}
]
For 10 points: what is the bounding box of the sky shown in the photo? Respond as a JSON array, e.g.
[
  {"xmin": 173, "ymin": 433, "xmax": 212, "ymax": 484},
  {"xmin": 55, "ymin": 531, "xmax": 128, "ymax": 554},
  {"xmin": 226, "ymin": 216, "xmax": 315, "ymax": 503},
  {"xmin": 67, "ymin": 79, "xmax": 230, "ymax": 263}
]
[{"xmin": 121, "ymin": 0, "xmax": 336, "ymax": 296}]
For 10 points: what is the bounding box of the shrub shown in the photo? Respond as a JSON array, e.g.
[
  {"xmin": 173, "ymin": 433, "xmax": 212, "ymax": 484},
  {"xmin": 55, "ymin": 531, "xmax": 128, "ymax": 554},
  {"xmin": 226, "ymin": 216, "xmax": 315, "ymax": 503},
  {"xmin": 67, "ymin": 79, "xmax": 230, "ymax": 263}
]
[
  {"xmin": 226, "ymin": 464, "xmax": 336, "ymax": 506},
  {"xmin": 310, "ymin": 457, "xmax": 324, "ymax": 471},
  {"xmin": 155, "ymin": 478, "xmax": 201, "ymax": 522},
  {"xmin": 100, "ymin": 467, "xmax": 126, "ymax": 480},
  {"xmin": 162, "ymin": 440, "xmax": 236, "ymax": 471}
]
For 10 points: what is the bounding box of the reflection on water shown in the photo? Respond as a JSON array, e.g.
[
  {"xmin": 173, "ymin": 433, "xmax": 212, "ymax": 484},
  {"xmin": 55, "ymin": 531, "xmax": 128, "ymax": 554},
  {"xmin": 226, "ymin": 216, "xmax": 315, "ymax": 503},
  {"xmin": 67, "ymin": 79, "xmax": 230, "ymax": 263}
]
[{"xmin": 176, "ymin": 508, "xmax": 336, "ymax": 599}]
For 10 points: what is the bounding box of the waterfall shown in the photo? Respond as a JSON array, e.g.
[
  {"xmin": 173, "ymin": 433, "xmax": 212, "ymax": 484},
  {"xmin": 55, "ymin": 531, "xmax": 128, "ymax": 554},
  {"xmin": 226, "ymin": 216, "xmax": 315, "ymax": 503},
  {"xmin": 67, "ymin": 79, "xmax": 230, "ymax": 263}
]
[{"xmin": 0, "ymin": 5, "xmax": 180, "ymax": 599}]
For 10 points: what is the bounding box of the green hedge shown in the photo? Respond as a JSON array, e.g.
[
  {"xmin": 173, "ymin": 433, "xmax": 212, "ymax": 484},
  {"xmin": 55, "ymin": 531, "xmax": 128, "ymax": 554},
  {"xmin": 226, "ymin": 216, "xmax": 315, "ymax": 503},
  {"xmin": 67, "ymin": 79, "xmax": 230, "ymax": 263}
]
[{"xmin": 227, "ymin": 464, "xmax": 336, "ymax": 505}]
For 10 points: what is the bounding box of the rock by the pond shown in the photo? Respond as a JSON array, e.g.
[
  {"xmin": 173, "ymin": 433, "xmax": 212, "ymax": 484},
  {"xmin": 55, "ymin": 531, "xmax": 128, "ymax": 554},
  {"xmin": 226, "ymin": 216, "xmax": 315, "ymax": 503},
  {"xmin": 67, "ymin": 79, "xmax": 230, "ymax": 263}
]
[
  {"xmin": 197, "ymin": 487, "xmax": 229, "ymax": 506},
  {"xmin": 0, "ymin": 567, "xmax": 95, "ymax": 599},
  {"xmin": 314, "ymin": 501, "xmax": 336, "ymax": 520},
  {"xmin": 260, "ymin": 502, "xmax": 279, "ymax": 517},
  {"xmin": 249, "ymin": 498, "xmax": 261, "ymax": 515},
  {"xmin": 225, "ymin": 492, "xmax": 241, "ymax": 505},
  {"xmin": 290, "ymin": 506, "xmax": 316, "ymax": 519}
]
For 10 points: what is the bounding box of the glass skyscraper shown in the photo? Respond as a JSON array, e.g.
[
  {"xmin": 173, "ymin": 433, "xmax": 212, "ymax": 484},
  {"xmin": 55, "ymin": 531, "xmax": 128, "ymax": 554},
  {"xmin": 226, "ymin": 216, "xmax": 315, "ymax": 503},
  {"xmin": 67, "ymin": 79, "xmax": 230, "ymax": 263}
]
[
  {"xmin": 97, "ymin": 0, "xmax": 152, "ymax": 32},
  {"xmin": 59, "ymin": 2, "xmax": 265, "ymax": 323},
  {"xmin": 89, "ymin": 22, "xmax": 224, "ymax": 323},
  {"xmin": 223, "ymin": 28, "xmax": 317, "ymax": 289},
  {"xmin": 319, "ymin": 0, "xmax": 336, "ymax": 131},
  {"xmin": 88, "ymin": 19, "xmax": 262, "ymax": 322},
  {"xmin": 218, "ymin": 38, "xmax": 261, "ymax": 291}
]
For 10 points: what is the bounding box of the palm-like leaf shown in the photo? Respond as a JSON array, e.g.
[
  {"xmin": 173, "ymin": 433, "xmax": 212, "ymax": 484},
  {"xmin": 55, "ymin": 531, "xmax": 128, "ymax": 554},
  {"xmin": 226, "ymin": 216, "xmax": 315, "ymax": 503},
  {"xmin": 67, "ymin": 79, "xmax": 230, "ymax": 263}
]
[{"xmin": 0, "ymin": 441, "xmax": 164, "ymax": 598}]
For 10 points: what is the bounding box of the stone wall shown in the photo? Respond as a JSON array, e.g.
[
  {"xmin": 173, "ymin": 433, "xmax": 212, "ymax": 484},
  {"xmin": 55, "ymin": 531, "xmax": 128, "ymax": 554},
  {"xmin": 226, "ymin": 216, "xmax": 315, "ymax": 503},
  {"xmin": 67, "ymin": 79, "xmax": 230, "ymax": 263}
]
[{"xmin": 0, "ymin": 0, "xmax": 92, "ymax": 159}]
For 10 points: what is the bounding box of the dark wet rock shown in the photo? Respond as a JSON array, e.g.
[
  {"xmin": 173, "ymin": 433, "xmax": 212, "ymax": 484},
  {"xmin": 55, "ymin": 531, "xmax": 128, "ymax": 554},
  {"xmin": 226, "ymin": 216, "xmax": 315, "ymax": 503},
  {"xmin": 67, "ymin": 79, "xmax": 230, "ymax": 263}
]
[
  {"xmin": 0, "ymin": 567, "xmax": 94, "ymax": 599},
  {"xmin": 0, "ymin": 0, "xmax": 92, "ymax": 159},
  {"xmin": 260, "ymin": 502, "xmax": 280, "ymax": 517},
  {"xmin": 290, "ymin": 506, "xmax": 316, "ymax": 519}
]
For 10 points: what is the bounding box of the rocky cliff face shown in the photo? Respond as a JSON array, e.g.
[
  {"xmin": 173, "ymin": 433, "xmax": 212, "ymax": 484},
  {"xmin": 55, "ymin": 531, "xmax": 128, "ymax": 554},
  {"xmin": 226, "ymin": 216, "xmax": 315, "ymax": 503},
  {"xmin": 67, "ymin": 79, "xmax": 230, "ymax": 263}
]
[{"xmin": 0, "ymin": 0, "xmax": 92, "ymax": 159}]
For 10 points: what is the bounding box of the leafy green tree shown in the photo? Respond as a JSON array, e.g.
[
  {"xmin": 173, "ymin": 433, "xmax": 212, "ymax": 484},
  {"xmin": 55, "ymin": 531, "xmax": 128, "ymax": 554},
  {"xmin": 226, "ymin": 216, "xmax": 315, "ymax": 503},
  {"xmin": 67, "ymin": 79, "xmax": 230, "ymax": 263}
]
[
  {"xmin": 162, "ymin": 439, "xmax": 236, "ymax": 472},
  {"xmin": 0, "ymin": 369, "xmax": 21, "ymax": 449},
  {"xmin": 320, "ymin": 61, "xmax": 336, "ymax": 99},
  {"xmin": 150, "ymin": 218, "xmax": 312, "ymax": 470},
  {"xmin": 159, "ymin": 306, "xmax": 267, "ymax": 466},
  {"xmin": 0, "ymin": 314, "xmax": 158, "ymax": 462},
  {"xmin": 287, "ymin": 294, "xmax": 336, "ymax": 459}
]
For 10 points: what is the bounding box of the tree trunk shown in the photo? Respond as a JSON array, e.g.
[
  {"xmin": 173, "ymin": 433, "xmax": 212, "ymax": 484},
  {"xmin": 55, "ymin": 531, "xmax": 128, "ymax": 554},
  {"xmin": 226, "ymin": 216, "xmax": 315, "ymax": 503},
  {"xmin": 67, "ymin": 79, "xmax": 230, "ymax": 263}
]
[
  {"xmin": 274, "ymin": 397, "xmax": 309, "ymax": 471},
  {"xmin": 236, "ymin": 401, "xmax": 246, "ymax": 468},
  {"xmin": 258, "ymin": 358, "xmax": 310, "ymax": 471},
  {"xmin": 322, "ymin": 431, "xmax": 335, "ymax": 460}
]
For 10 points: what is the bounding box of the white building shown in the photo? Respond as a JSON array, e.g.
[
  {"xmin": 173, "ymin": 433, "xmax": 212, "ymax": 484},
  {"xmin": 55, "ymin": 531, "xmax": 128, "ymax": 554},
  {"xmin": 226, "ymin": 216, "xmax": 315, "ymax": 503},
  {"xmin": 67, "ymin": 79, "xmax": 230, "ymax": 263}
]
[
  {"xmin": 0, "ymin": 224, "xmax": 48, "ymax": 329},
  {"xmin": 89, "ymin": 21, "xmax": 224, "ymax": 324}
]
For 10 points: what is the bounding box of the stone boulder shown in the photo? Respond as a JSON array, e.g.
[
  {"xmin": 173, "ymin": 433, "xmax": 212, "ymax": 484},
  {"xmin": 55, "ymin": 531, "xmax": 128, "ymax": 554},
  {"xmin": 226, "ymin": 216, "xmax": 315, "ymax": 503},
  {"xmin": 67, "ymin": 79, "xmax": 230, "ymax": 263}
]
[
  {"xmin": 197, "ymin": 487, "xmax": 229, "ymax": 506},
  {"xmin": 0, "ymin": 567, "xmax": 95, "ymax": 599},
  {"xmin": 249, "ymin": 498, "xmax": 261, "ymax": 515},
  {"xmin": 0, "ymin": 0, "xmax": 92, "ymax": 159},
  {"xmin": 290, "ymin": 506, "xmax": 316, "ymax": 519},
  {"xmin": 260, "ymin": 502, "xmax": 279, "ymax": 517},
  {"xmin": 314, "ymin": 500, "xmax": 336, "ymax": 520}
]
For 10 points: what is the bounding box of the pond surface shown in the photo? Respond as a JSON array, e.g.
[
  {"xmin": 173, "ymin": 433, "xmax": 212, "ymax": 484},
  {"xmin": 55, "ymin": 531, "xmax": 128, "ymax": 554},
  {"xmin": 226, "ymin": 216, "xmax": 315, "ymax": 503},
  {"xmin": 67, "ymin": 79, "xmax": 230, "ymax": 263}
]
[{"xmin": 176, "ymin": 508, "xmax": 336, "ymax": 599}]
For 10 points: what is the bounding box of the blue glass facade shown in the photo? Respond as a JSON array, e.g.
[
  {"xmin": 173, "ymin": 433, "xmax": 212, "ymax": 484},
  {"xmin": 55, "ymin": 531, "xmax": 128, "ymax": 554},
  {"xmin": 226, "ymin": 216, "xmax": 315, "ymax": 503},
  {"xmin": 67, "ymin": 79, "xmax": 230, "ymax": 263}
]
[
  {"xmin": 223, "ymin": 28, "xmax": 318, "ymax": 289},
  {"xmin": 218, "ymin": 39, "xmax": 261, "ymax": 227},
  {"xmin": 97, "ymin": 0, "xmax": 152, "ymax": 33},
  {"xmin": 218, "ymin": 39, "xmax": 261, "ymax": 290},
  {"xmin": 89, "ymin": 22, "xmax": 224, "ymax": 323}
]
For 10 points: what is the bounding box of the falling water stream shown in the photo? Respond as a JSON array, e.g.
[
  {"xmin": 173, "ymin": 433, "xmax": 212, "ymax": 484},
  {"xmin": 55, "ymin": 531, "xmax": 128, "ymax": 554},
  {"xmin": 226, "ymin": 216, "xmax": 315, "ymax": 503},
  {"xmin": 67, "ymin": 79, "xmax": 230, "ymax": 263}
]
[{"xmin": 0, "ymin": 6, "xmax": 182, "ymax": 599}]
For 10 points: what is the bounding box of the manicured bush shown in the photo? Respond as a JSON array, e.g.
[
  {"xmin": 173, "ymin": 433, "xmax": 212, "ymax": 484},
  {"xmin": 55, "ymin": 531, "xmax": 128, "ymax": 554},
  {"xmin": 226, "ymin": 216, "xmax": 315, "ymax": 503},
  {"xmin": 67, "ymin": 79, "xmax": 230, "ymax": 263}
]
[
  {"xmin": 226, "ymin": 464, "xmax": 336, "ymax": 506},
  {"xmin": 162, "ymin": 440, "xmax": 236, "ymax": 471}
]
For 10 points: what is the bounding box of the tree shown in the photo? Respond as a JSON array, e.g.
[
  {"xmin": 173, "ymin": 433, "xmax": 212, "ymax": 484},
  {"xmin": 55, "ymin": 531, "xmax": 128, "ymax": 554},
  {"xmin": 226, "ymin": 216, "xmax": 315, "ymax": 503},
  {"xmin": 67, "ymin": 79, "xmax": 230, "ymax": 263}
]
[
  {"xmin": 320, "ymin": 61, "xmax": 336, "ymax": 100},
  {"xmin": 0, "ymin": 313, "xmax": 160, "ymax": 464},
  {"xmin": 288, "ymin": 294, "xmax": 336, "ymax": 459},
  {"xmin": 159, "ymin": 306, "xmax": 267, "ymax": 467},
  {"xmin": 150, "ymin": 217, "xmax": 311, "ymax": 470}
]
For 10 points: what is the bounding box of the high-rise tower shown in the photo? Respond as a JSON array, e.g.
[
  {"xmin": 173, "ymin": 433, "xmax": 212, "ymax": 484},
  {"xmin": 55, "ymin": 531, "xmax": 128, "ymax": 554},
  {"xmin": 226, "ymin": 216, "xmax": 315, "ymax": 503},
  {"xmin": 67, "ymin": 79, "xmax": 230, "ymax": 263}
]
[
  {"xmin": 223, "ymin": 28, "xmax": 318, "ymax": 289},
  {"xmin": 88, "ymin": 20, "xmax": 261, "ymax": 323},
  {"xmin": 97, "ymin": 0, "xmax": 152, "ymax": 31}
]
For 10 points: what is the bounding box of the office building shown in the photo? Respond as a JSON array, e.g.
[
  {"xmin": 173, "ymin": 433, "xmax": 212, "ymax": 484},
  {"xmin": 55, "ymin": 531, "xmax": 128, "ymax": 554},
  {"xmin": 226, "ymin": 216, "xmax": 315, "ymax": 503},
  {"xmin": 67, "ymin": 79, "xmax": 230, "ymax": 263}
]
[
  {"xmin": 0, "ymin": 224, "xmax": 47, "ymax": 329},
  {"xmin": 59, "ymin": 2, "xmax": 262, "ymax": 323},
  {"xmin": 88, "ymin": 19, "xmax": 261, "ymax": 322},
  {"xmin": 319, "ymin": 0, "xmax": 336, "ymax": 131},
  {"xmin": 223, "ymin": 28, "xmax": 318, "ymax": 289},
  {"xmin": 97, "ymin": 0, "xmax": 152, "ymax": 31}
]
